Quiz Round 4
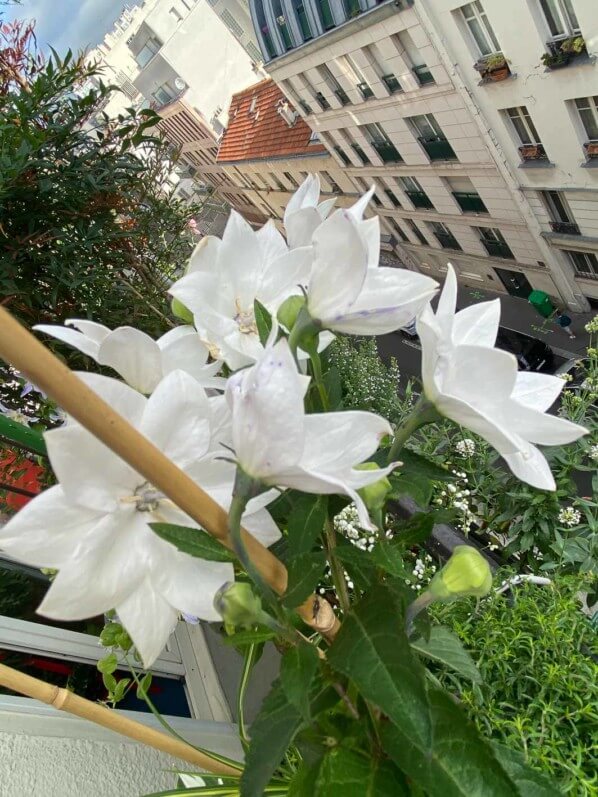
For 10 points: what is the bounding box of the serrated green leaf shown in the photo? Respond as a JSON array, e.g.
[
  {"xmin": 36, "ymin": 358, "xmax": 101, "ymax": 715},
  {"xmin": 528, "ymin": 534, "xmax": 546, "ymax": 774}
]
[
  {"xmin": 370, "ymin": 541, "xmax": 407, "ymax": 577},
  {"xmin": 150, "ymin": 523, "xmax": 233, "ymax": 562},
  {"xmin": 327, "ymin": 585, "xmax": 431, "ymax": 748},
  {"xmin": 392, "ymin": 512, "xmax": 436, "ymax": 547},
  {"xmin": 381, "ymin": 689, "xmax": 521, "ymax": 797},
  {"xmin": 288, "ymin": 762, "xmax": 321, "ymax": 796},
  {"xmin": 287, "ymin": 495, "xmax": 327, "ymax": 556},
  {"xmin": 314, "ymin": 748, "xmax": 408, "ymax": 796},
  {"xmin": 222, "ymin": 627, "xmax": 276, "ymax": 646},
  {"xmin": 491, "ymin": 743, "xmax": 561, "ymax": 796},
  {"xmin": 335, "ymin": 543, "xmax": 377, "ymax": 590},
  {"xmin": 400, "ymin": 449, "xmax": 453, "ymax": 482},
  {"xmin": 390, "ymin": 475, "xmax": 433, "ymax": 507},
  {"xmin": 411, "ymin": 626, "xmax": 482, "ymax": 684},
  {"xmin": 282, "ymin": 552, "xmax": 326, "ymax": 609},
  {"xmin": 254, "ymin": 299, "xmax": 272, "ymax": 346},
  {"xmin": 281, "ymin": 642, "xmax": 319, "ymax": 719}
]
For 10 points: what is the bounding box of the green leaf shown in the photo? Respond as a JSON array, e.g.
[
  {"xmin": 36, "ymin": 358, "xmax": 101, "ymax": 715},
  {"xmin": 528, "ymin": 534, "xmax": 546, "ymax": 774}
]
[
  {"xmin": 391, "ymin": 513, "xmax": 436, "ymax": 547},
  {"xmin": 399, "ymin": 449, "xmax": 453, "ymax": 482},
  {"xmin": 370, "ymin": 541, "xmax": 408, "ymax": 578},
  {"xmin": 97, "ymin": 653, "xmax": 118, "ymax": 674},
  {"xmin": 411, "ymin": 626, "xmax": 482, "ymax": 684},
  {"xmin": 282, "ymin": 552, "xmax": 326, "ymax": 609},
  {"xmin": 322, "ymin": 366, "xmax": 343, "ymax": 410},
  {"xmin": 381, "ymin": 689, "xmax": 521, "ymax": 797},
  {"xmin": 222, "ymin": 627, "xmax": 276, "ymax": 647},
  {"xmin": 287, "ymin": 496, "xmax": 327, "ymax": 556},
  {"xmin": 254, "ymin": 299, "xmax": 272, "ymax": 346},
  {"xmin": 136, "ymin": 672, "xmax": 152, "ymax": 700},
  {"xmin": 280, "ymin": 642, "xmax": 319, "ymax": 719},
  {"xmin": 150, "ymin": 523, "xmax": 233, "ymax": 562},
  {"xmin": 288, "ymin": 762, "xmax": 321, "ymax": 796},
  {"xmin": 491, "ymin": 744, "xmax": 561, "ymax": 796},
  {"xmin": 113, "ymin": 677, "xmax": 131, "ymax": 703},
  {"xmin": 102, "ymin": 672, "xmax": 117, "ymax": 693},
  {"xmin": 240, "ymin": 679, "xmax": 303, "ymax": 797},
  {"xmin": 100, "ymin": 622, "xmax": 123, "ymax": 648},
  {"xmin": 315, "ymin": 748, "xmax": 408, "ymax": 796},
  {"xmin": 327, "ymin": 585, "xmax": 431, "ymax": 748}
]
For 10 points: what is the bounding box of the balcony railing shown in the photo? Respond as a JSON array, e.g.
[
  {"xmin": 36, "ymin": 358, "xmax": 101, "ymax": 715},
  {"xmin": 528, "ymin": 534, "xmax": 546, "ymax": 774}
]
[
  {"xmin": 315, "ymin": 92, "xmax": 330, "ymax": 110},
  {"xmin": 418, "ymin": 136, "xmax": 457, "ymax": 161},
  {"xmin": 519, "ymin": 143, "xmax": 548, "ymax": 161},
  {"xmin": 453, "ymin": 191, "xmax": 488, "ymax": 213},
  {"xmin": 481, "ymin": 239, "xmax": 514, "ymax": 259},
  {"xmin": 549, "ymin": 221, "xmax": 580, "ymax": 235},
  {"xmin": 412, "ymin": 64, "xmax": 435, "ymax": 86},
  {"xmin": 357, "ymin": 81, "xmax": 374, "ymax": 100},
  {"xmin": 351, "ymin": 142, "xmax": 370, "ymax": 164},
  {"xmin": 372, "ymin": 141, "xmax": 402, "ymax": 163},
  {"xmin": 334, "ymin": 87, "xmax": 350, "ymax": 106},
  {"xmin": 574, "ymin": 268, "xmax": 598, "ymax": 280},
  {"xmin": 405, "ymin": 190, "xmax": 434, "ymax": 209},
  {"xmin": 382, "ymin": 73, "xmax": 401, "ymax": 94},
  {"xmin": 434, "ymin": 231, "xmax": 462, "ymax": 250}
]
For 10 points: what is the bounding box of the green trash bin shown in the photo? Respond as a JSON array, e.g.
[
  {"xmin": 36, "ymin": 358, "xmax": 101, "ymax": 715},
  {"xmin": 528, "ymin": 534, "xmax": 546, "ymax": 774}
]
[{"xmin": 528, "ymin": 289, "xmax": 555, "ymax": 319}]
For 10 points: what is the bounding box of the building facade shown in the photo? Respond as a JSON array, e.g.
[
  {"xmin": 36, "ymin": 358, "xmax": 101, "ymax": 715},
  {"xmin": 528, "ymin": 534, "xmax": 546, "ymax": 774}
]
[{"xmin": 246, "ymin": 0, "xmax": 597, "ymax": 311}]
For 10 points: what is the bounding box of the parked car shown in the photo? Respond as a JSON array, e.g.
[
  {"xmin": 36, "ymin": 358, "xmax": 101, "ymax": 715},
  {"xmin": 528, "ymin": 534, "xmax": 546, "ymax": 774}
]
[{"xmin": 495, "ymin": 327, "xmax": 554, "ymax": 372}]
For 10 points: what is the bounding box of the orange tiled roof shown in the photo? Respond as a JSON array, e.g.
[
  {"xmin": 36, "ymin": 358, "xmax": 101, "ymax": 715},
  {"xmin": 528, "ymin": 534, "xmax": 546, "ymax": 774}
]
[{"xmin": 217, "ymin": 79, "xmax": 326, "ymax": 163}]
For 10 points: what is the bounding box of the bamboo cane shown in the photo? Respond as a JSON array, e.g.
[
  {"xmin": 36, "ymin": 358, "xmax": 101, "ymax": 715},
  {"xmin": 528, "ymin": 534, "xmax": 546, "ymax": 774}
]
[
  {"xmin": 0, "ymin": 663, "xmax": 240, "ymax": 776},
  {"xmin": 0, "ymin": 307, "xmax": 340, "ymax": 638}
]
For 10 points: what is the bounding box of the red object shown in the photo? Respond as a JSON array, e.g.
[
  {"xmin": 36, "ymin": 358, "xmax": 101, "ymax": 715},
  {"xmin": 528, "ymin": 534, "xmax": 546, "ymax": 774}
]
[
  {"xmin": 217, "ymin": 79, "xmax": 327, "ymax": 163},
  {"xmin": 0, "ymin": 450, "xmax": 44, "ymax": 509}
]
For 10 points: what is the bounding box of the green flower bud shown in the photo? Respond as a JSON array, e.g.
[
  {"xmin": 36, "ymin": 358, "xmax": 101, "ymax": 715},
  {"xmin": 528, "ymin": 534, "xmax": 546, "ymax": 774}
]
[
  {"xmin": 277, "ymin": 295, "xmax": 306, "ymax": 331},
  {"xmin": 356, "ymin": 462, "xmax": 392, "ymax": 511},
  {"xmin": 170, "ymin": 296, "xmax": 194, "ymax": 324},
  {"xmin": 428, "ymin": 545, "xmax": 492, "ymax": 602},
  {"xmin": 213, "ymin": 581, "xmax": 264, "ymax": 628}
]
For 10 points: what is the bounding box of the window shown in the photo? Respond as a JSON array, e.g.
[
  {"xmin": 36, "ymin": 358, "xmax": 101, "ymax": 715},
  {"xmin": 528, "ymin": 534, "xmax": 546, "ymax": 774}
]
[
  {"xmin": 270, "ymin": 173, "xmax": 286, "ymax": 190},
  {"xmin": 460, "ymin": 2, "xmax": 500, "ymax": 56},
  {"xmin": 342, "ymin": 130, "xmax": 369, "ymax": 165},
  {"xmin": 575, "ymin": 97, "xmax": 598, "ymax": 141},
  {"xmin": 314, "ymin": 91, "xmax": 331, "ymax": 111},
  {"xmin": 408, "ymin": 114, "xmax": 457, "ymax": 161},
  {"xmin": 361, "ymin": 123, "xmax": 402, "ymax": 162},
  {"xmin": 254, "ymin": 0, "xmax": 276, "ymax": 59},
  {"xmin": 477, "ymin": 227, "xmax": 514, "ymax": 258},
  {"xmin": 291, "ymin": 0, "xmax": 313, "ymax": 41},
  {"xmin": 406, "ymin": 219, "xmax": 429, "ymax": 245},
  {"xmin": 384, "ymin": 187, "xmax": 401, "ymax": 207},
  {"xmin": 221, "ymin": 9, "xmax": 244, "ymax": 38},
  {"xmin": 272, "ymin": 0, "xmax": 294, "ymax": 50},
  {"xmin": 343, "ymin": 54, "xmax": 374, "ymax": 100},
  {"xmin": 429, "ymin": 221, "xmax": 462, "ymax": 250},
  {"xmin": 170, "ymin": 6, "xmax": 183, "ymax": 21},
  {"xmin": 284, "ymin": 80, "xmax": 311, "ymax": 114},
  {"xmin": 283, "ymin": 171, "xmax": 299, "ymax": 188},
  {"xmin": 446, "ymin": 177, "xmax": 488, "ymax": 213},
  {"xmin": 388, "ymin": 219, "xmax": 409, "ymax": 242},
  {"xmin": 135, "ymin": 35, "xmax": 161, "ymax": 67},
  {"xmin": 333, "ymin": 145, "xmax": 350, "ymax": 166},
  {"xmin": 321, "ymin": 171, "xmax": 341, "ymax": 192},
  {"xmin": 314, "ymin": 0, "xmax": 336, "ymax": 31},
  {"xmin": 394, "ymin": 31, "xmax": 435, "ymax": 85},
  {"xmin": 399, "ymin": 177, "xmax": 434, "ymax": 209},
  {"xmin": 541, "ymin": 191, "xmax": 580, "ymax": 234},
  {"xmin": 318, "ymin": 65, "xmax": 350, "ymax": 106},
  {"xmin": 566, "ymin": 250, "xmax": 598, "ymax": 277},
  {"xmin": 539, "ymin": 0, "xmax": 580, "ymax": 37},
  {"xmin": 152, "ymin": 81, "xmax": 177, "ymax": 106},
  {"xmin": 505, "ymin": 106, "xmax": 542, "ymax": 144}
]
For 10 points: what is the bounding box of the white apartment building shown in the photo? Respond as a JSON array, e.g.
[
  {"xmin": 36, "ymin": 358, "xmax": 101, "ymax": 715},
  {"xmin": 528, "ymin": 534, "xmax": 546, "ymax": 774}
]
[{"xmin": 247, "ymin": 0, "xmax": 597, "ymax": 311}]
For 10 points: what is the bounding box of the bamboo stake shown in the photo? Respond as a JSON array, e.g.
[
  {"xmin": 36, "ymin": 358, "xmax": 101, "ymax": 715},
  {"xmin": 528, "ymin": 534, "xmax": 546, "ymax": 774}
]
[
  {"xmin": 0, "ymin": 663, "xmax": 240, "ymax": 776},
  {"xmin": 0, "ymin": 307, "xmax": 340, "ymax": 639}
]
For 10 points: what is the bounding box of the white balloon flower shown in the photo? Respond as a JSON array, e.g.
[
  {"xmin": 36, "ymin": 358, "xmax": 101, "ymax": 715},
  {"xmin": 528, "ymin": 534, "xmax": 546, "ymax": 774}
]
[
  {"xmin": 304, "ymin": 209, "xmax": 438, "ymax": 335},
  {"xmin": 34, "ymin": 320, "xmax": 225, "ymax": 395},
  {"xmin": 0, "ymin": 370, "xmax": 279, "ymax": 667},
  {"xmin": 169, "ymin": 212, "xmax": 313, "ymax": 370},
  {"xmin": 417, "ymin": 265, "xmax": 587, "ymax": 490},
  {"xmin": 283, "ymin": 173, "xmax": 336, "ymax": 249},
  {"xmin": 227, "ymin": 338, "xmax": 398, "ymax": 530}
]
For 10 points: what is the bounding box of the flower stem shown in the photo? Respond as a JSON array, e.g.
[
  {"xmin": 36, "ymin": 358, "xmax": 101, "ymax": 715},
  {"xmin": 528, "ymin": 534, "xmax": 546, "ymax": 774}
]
[
  {"xmin": 309, "ymin": 349, "xmax": 329, "ymax": 410},
  {"xmin": 324, "ymin": 515, "xmax": 350, "ymax": 614},
  {"xmin": 387, "ymin": 395, "xmax": 439, "ymax": 464},
  {"xmin": 228, "ymin": 490, "xmax": 276, "ymax": 605},
  {"xmin": 287, "ymin": 305, "xmax": 320, "ymax": 359}
]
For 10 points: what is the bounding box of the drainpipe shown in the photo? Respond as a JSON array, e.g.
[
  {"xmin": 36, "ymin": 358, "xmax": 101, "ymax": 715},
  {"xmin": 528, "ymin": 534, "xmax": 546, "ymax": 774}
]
[{"xmin": 412, "ymin": 1, "xmax": 589, "ymax": 313}]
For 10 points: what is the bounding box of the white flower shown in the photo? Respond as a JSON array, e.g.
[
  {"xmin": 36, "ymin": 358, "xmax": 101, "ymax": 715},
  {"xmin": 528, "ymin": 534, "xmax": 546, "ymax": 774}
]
[
  {"xmin": 283, "ymin": 174, "xmax": 336, "ymax": 249},
  {"xmin": 418, "ymin": 265, "xmax": 587, "ymax": 490},
  {"xmin": 227, "ymin": 339, "xmax": 397, "ymax": 530},
  {"xmin": 0, "ymin": 402, "xmax": 37, "ymax": 425},
  {"xmin": 584, "ymin": 315, "xmax": 598, "ymax": 334},
  {"xmin": 169, "ymin": 213, "xmax": 312, "ymax": 370},
  {"xmin": 455, "ymin": 438, "xmax": 476, "ymax": 457},
  {"xmin": 0, "ymin": 371, "xmax": 278, "ymax": 667},
  {"xmin": 590, "ymin": 443, "xmax": 598, "ymax": 462},
  {"xmin": 558, "ymin": 506, "xmax": 581, "ymax": 527},
  {"xmin": 34, "ymin": 321, "xmax": 224, "ymax": 395},
  {"xmin": 305, "ymin": 208, "xmax": 437, "ymax": 335}
]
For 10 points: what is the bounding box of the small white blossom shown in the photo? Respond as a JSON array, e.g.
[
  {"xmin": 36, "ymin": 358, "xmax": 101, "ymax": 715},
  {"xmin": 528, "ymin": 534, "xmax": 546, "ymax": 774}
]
[
  {"xmin": 455, "ymin": 438, "xmax": 476, "ymax": 457},
  {"xmin": 590, "ymin": 444, "xmax": 598, "ymax": 463},
  {"xmin": 558, "ymin": 506, "xmax": 581, "ymax": 528}
]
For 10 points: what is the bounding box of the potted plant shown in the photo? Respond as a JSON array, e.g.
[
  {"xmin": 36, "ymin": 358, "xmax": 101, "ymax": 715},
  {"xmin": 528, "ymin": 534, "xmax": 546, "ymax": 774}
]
[
  {"xmin": 519, "ymin": 143, "xmax": 546, "ymax": 160},
  {"xmin": 560, "ymin": 35, "xmax": 586, "ymax": 57},
  {"xmin": 474, "ymin": 53, "xmax": 510, "ymax": 81},
  {"xmin": 541, "ymin": 49, "xmax": 570, "ymax": 68},
  {"xmin": 584, "ymin": 141, "xmax": 598, "ymax": 158}
]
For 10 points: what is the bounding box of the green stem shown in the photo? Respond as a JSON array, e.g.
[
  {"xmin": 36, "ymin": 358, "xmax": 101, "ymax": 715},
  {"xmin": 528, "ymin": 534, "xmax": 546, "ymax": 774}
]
[
  {"xmin": 237, "ymin": 642, "xmax": 258, "ymax": 750},
  {"xmin": 309, "ymin": 349, "xmax": 329, "ymax": 410},
  {"xmin": 228, "ymin": 490, "xmax": 276, "ymax": 605},
  {"xmin": 287, "ymin": 305, "xmax": 320, "ymax": 359},
  {"xmin": 387, "ymin": 396, "xmax": 439, "ymax": 464},
  {"xmin": 324, "ymin": 515, "xmax": 350, "ymax": 614}
]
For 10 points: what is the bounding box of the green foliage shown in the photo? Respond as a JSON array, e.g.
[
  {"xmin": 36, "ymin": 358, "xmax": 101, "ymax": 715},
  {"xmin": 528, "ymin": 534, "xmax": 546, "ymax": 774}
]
[
  {"xmin": 410, "ymin": 625, "xmax": 482, "ymax": 684},
  {"xmin": 433, "ymin": 576, "xmax": 598, "ymax": 794},
  {"xmin": 149, "ymin": 522, "xmax": 234, "ymax": 562},
  {"xmin": 286, "ymin": 495, "xmax": 327, "ymax": 556},
  {"xmin": 282, "ymin": 551, "xmax": 326, "ymax": 608}
]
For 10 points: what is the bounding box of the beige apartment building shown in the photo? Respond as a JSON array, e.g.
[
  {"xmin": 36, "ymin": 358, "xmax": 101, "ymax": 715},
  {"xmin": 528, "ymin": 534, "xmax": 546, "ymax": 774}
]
[{"xmin": 245, "ymin": 0, "xmax": 597, "ymax": 311}]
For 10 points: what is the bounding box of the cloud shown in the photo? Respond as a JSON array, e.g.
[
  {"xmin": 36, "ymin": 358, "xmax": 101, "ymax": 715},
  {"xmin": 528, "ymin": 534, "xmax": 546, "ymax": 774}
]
[{"xmin": 6, "ymin": 0, "xmax": 127, "ymax": 55}]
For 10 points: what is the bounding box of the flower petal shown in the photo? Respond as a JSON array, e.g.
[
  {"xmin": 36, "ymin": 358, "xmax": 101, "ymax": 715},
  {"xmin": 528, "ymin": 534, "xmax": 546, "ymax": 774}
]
[
  {"xmin": 154, "ymin": 551, "xmax": 232, "ymax": 625},
  {"xmin": 74, "ymin": 372, "xmax": 147, "ymax": 425},
  {"xmin": 439, "ymin": 345, "xmax": 518, "ymax": 411},
  {"xmin": 435, "ymin": 393, "xmax": 521, "ymax": 455},
  {"xmin": 160, "ymin": 330, "xmax": 224, "ymax": 386},
  {"xmin": 502, "ymin": 445, "xmax": 556, "ymax": 491},
  {"xmin": 511, "ymin": 372, "xmax": 565, "ymax": 411},
  {"xmin": 308, "ymin": 210, "xmax": 368, "ymax": 322},
  {"xmin": 284, "ymin": 173, "xmax": 320, "ymax": 219},
  {"xmin": 187, "ymin": 235, "xmax": 221, "ymax": 274},
  {"xmin": 116, "ymin": 577, "xmax": 179, "ymax": 668},
  {"xmin": 452, "ymin": 300, "xmax": 500, "ymax": 347},
  {"xmin": 243, "ymin": 507, "xmax": 281, "ymax": 546},
  {"xmin": 504, "ymin": 401, "xmax": 587, "ymax": 446},
  {"xmin": 285, "ymin": 207, "xmax": 323, "ymax": 249},
  {"xmin": 257, "ymin": 219, "xmax": 288, "ymax": 265},
  {"xmin": 300, "ymin": 411, "xmax": 391, "ymax": 472},
  {"xmin": 348, "ymin": 185, "xmax": 374, "ymax": 221},
  {"xmin": 65, "ymin": 319, "xmax": 111, "ymax": 343},
  {"xmin": 218, "ymin": 211, "xmax": 262, "ymax": 307},
  {"xmin": 98, "ymin": 327, "xmax": 163, "ymax": 394},
  {"xmin": 33, "ymin": 324, "xmax": 102, "ymax": 359},
  {"xmin": 317, "ymin": 197, "xmax": 336, "ymax": 219},
  {"xmin": 258, "ymin": 246, "xmax": 312, "ymax": 307},
  {"xmin": 157, "ymin": 325, "xmax": 199, "ymax": 350}
]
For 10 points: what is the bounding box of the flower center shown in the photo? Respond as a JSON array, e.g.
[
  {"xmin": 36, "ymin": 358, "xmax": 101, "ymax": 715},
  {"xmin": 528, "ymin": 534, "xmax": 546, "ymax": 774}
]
[
  {"xmin": 133, "ymin": 482, "xmax": 165, "ymax": 512},
  {"xmin": 234, "ymin": 299, "xmax": 258, "ymax": 335}
]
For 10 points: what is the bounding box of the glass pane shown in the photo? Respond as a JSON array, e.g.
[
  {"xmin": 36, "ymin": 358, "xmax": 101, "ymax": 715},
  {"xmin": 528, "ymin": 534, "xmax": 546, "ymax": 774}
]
[
  {"xmin": 539, "ymin": 0, "xmax": 565, "ymax": 36},
  {"xmin": 562, "ymin": 0, "xmax": 580, "ymax": 31},
  {"xmin": 467, "ymin": 17, "xmax": 493, "ymax": 56},
  {"xmin": 579, "ymin": 108, "xmax": 598, "ymax": 140},
  {"xmin": 547, "ymin": 191, "xmax": 571, "ymax": 222},
  {"xmin": 522, "ymin": 110, "xmax": 541, "ymax": 143},
  {"xmin": 509, "ymin": 111, "xmax": 531, "ymax": 144}
]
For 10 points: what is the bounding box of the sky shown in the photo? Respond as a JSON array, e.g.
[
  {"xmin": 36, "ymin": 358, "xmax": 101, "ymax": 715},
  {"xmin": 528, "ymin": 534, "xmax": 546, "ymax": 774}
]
[{"xmin": 5, "ymin": 0, "xmax": 129, "ymax": 56}]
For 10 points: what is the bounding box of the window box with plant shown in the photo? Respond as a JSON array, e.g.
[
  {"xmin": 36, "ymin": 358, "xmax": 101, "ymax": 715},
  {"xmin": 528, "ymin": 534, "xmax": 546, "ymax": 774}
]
[
  {"xmin": 474, "ymin": 53, "xmax": 511, "ymax": 82},
  {"xmin": 518, "ymin": 143, "xmax": 549, "ymax": 161},
  {"xmin": 584, "ymin": 141, "xmax": 598, "ymax": 159},
  {"xmin": 541, "ymin": 35, "xmax": 586, "ymax": 69}
]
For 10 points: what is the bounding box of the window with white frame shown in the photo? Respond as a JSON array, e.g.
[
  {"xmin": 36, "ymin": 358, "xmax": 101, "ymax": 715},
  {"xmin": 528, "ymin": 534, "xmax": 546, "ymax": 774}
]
[
  {"xmin": 460, "ymin": 1, "xmax": 501, "ymax": 56},
  {"xmin": 152, "ymin": 81, "xmax": 178, "ymax": 106},
  {"xmin": 135, "ymin": 35, "xmax": 162, "ymax": 67},
  {"xmin": 565, "ymin": 250, "xmax": 598, "ymax": 277},
  {"xmin": 170, "ymin": 5, "xmax": 183, "ymax": 21},
  {"xmin": 538, "ymin": 0, "xmax": 580, "ymax": 38},
  {"xmin": 574, "ymin": 97, "xmax": 598, "ymax": 141},
  {"xmin": 505, "ymin": 106, "xmax": 542, "ymax": 144},
  {"xmin": 407, "ymin": 113, "xmax": 445, "ymax": 141}
]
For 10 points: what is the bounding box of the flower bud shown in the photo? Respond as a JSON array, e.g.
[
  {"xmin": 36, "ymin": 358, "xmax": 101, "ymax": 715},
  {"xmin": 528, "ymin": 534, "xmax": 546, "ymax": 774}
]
[
  {"xmin": 428, "ymin": 545, "xmax": 492, "ymax": 602},
  {"xmin": 213, "ymin": 581, "xmax": 264, "ymax": 628},
  {"xmin": 277, "ymin": 295, "xmax": 306, "ymax": 331},
  {"xmin": 356, "ymin": 462, "xmax": 392, "ymax": 511},
  {"xmin": 171, "ymin": 296, "xmax": 194, "ymax": 324}
]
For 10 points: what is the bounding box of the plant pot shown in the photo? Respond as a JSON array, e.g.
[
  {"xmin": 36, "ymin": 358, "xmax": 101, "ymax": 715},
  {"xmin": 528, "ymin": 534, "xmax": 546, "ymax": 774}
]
[
  {"xmin": 488, "ymin": 65, "xmax": 510, "ymax": 81},
  {"xmin": 546, "ymin": 54, "xmax": 571, "ymax": 69},
  {"xmin": 584, "ymin": 142, "xmax": 598, "ymax": 159},
  {"xmin": 520, "ymin": 145, "xmax": 542, "ymax": 159}
]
